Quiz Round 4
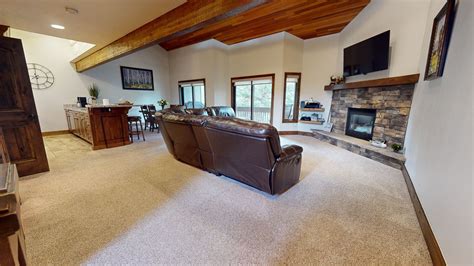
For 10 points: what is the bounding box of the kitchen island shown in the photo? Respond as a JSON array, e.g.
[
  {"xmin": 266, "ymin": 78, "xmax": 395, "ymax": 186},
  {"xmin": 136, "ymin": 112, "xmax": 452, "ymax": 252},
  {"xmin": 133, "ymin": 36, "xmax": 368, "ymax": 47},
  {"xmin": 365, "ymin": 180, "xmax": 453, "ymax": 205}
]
[{"xmin": 64, "ymin": 104, "xmax": 132, "ymax": 150}]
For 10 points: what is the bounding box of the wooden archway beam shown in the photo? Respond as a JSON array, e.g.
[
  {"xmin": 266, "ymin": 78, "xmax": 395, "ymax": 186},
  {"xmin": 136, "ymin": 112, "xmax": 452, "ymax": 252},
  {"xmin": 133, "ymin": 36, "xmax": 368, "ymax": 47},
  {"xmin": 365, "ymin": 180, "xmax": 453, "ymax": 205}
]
[{"xmin": 74, "ymin": 0, "xmax": 267, "ymax": 72}]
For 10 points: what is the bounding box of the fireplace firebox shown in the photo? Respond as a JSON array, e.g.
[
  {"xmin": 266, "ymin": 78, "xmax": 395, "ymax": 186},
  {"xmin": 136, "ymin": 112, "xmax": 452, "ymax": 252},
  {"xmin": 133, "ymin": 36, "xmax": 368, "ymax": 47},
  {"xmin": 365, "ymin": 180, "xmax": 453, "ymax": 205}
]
[{"xmin": 345, "ymin": 108, "xmax": 376, "ymax": 140}]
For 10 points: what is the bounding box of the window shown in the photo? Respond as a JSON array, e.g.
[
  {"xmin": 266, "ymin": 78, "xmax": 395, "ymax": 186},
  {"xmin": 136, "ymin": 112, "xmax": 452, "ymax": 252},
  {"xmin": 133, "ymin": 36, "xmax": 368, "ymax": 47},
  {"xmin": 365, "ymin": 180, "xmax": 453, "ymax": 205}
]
[
  {"xmin": 231, "ymin": 74, "xmax": 274, "ymax": 124},
  {"xmin": 179, "ymin": 79, "xmax": 206, "ymax": 108},
  {"xmin": 282, "ymin": 73, "xmax": 301, "ymax": 123}
]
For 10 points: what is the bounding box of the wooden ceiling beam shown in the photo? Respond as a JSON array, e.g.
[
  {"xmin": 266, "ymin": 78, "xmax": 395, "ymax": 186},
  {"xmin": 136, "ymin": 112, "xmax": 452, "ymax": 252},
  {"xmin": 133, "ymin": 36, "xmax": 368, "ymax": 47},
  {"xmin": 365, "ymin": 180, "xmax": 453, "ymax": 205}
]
[
  {"xmin": 74, "ymin": 0, "xmax": 268, "ymax": 72},
  {"xmin": 159, "ymin": 0, "xmax": 370, "ymax": 50}
]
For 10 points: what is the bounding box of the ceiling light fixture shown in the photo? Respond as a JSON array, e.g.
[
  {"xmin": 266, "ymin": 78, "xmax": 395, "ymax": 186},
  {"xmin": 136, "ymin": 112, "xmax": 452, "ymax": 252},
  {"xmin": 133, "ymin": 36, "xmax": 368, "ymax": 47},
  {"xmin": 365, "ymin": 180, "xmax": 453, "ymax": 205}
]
[
  {"xmin": 51, "ymin": 24, "xmax": 65, "ymax": 30},
  {"xmin": 65, "ymin": 7, "xmax": 79, "ymax": 15}
]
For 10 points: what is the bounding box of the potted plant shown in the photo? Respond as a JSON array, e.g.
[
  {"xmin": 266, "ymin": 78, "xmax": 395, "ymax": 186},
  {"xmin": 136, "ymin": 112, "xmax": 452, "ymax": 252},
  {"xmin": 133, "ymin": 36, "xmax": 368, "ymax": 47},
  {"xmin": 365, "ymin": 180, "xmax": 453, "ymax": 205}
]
[
  {"xmin": 87, "ymin": 83, "xmax": 100, "ymax": 104},
  {"xmin": 391, "ymin": 143, "xmax": 403, "ymax": 153},
  {"xmin": 158, "ymin": 98, "xmax": 169, "ymax": 110}
]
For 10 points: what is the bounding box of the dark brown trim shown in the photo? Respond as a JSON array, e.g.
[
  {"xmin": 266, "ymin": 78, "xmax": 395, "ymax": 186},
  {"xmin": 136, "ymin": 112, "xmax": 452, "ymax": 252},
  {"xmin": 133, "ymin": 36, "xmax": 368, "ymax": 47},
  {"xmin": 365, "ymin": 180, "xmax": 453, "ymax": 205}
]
[
  {"xmin": 282, "ymin": 72, "xmax": 301, "ymax": 124},
  {"xmin": 178, "ymin": 78, "xmax": 206, "ymax": 108},
  {"xmin": 401, "ymin": 164, "xmax": 446, "ymax": 266},
  {"xmin": 41, "ymin": 130, "xmax": 70, "ymax": 136},
  {"xmin": 279, "ymin": 131, "xmax": 299, "ymax": 135},
  {"xmin": 278, "ymin": 132, "xmax": 446, "ymax": 266},
  {"xmin": 0, "ymin": 25, "xmax": 9, "ymax": 35},
  {"xmin": 278, "ymin": 131, "xmax": 313, "ymax": 136},
  {"xmin": 231, "ymin": 74, "xmax": 275, "ymax": 124},
  {"xmin": 324, "ymin": 74, "xmax": 420, "ymax": 91}
]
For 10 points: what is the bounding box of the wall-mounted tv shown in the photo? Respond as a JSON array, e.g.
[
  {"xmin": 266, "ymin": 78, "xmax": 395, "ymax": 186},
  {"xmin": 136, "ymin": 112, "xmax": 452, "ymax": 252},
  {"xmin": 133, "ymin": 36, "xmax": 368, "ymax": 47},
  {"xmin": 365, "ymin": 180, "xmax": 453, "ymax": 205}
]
[{"xmin": 343, "ymin": 30, "xmax": 390, "ymax": 77}]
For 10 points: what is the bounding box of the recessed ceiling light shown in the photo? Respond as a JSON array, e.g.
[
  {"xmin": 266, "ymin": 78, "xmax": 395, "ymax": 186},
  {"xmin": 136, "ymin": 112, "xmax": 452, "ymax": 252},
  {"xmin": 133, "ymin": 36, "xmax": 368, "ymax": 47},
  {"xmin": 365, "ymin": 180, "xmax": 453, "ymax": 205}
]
[{"xmin": 51, "ymin": 24, "xmax": 65, "ymax": 30}]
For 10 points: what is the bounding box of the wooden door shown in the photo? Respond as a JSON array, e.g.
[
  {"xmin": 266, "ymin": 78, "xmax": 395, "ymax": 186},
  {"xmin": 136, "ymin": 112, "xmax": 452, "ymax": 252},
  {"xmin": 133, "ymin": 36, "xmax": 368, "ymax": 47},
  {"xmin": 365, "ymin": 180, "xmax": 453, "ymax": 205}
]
[{"xmin": 0, "ymin": 36, "xmax": 49, "ymax": 176}]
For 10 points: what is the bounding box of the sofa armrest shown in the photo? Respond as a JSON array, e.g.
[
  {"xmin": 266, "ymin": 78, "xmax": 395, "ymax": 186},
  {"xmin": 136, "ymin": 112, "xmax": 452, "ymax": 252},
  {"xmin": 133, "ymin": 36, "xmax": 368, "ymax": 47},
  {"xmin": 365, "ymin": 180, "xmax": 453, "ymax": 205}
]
[
  {"xmin": 270, "ymin": 144, "xmax": 303, "ymax": 194},
  {"xmin": 277, "ymin": 145, "xmax": 303, "ymax": 161}
]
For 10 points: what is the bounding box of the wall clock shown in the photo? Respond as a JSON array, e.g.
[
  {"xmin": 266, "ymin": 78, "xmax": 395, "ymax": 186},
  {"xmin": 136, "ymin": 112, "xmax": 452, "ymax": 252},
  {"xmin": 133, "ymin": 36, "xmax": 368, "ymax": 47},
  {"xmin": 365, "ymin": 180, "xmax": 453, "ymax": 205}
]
[{"xmin": 27, "ymin": 63, "xmax": 55, "ymax": 90}]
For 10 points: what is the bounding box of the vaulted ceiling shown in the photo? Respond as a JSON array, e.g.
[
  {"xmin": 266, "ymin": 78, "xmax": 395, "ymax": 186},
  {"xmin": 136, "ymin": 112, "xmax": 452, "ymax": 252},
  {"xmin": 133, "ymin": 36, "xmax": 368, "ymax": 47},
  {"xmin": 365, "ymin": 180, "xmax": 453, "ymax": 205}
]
[
  {"xmin": 71, "ymin": 0, "xmax": 370, "ymax": 72},
  {"xmin": 159, "ymin": 0, "xmax": 370, "ymax": 50}
]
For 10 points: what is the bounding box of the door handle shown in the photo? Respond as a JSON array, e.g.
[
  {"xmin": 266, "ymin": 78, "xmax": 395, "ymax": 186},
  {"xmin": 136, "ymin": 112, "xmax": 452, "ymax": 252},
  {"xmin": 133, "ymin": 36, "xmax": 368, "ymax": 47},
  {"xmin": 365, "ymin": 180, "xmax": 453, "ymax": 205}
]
[{"xmin": 28, "ymin": 114, "xmax": 37, "ymax": 120}]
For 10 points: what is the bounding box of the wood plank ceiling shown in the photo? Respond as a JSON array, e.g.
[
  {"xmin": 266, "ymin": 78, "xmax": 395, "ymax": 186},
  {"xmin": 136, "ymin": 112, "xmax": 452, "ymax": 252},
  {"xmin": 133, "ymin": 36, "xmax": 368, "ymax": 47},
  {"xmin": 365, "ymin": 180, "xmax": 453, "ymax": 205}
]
[{"xmin": 74, "ymin": 0, "xmax": 370, "ymax": 72}]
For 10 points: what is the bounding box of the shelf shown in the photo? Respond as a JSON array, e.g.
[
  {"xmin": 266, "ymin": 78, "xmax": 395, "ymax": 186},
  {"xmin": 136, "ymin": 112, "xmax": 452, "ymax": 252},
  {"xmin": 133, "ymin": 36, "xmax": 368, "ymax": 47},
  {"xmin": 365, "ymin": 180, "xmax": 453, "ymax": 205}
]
[
  {"xmin": 324, "ymin": 73, "xmax": 420, "ymax": 91},
  {"xmin": 300, "ymin": 108, "xmax": 325, "ymax": 112},
  {"xmin": 299, "ymin": 120, "xmax": 324, "ymax": 125}
]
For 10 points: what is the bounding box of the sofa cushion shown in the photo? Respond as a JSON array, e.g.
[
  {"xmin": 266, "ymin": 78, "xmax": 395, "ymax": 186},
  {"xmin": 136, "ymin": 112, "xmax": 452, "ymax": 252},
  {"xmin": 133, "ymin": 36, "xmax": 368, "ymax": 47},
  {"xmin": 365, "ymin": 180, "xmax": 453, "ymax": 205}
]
[
  {"xmin": 185, "ymin": 108, "xmax": 209, "ymax": 116},
  {"xmin": 210, "ymin": 106, "xmax": 235, "ymax": 117},
  {"xmin": 169, "ymin": 105, "xmax": 186, "ymax": 114},
  {"xmin": 205, "ymin": 116, "xmax": 282, "ymax": 156}
]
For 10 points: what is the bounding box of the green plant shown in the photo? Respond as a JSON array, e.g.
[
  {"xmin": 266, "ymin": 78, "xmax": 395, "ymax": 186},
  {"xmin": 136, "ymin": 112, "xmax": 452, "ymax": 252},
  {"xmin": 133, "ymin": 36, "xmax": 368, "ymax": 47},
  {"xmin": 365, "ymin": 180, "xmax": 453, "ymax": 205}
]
[
  {"xmin": 391, "ymin": 143, "xmax": 402, "ymax": 152},
  {"xmin": 87, "ymin": 83, "xmax": 100, "ymax": 99},
  {"xmin": 158, "ymin": 98, "xmax": 169, "ymax": 107}
]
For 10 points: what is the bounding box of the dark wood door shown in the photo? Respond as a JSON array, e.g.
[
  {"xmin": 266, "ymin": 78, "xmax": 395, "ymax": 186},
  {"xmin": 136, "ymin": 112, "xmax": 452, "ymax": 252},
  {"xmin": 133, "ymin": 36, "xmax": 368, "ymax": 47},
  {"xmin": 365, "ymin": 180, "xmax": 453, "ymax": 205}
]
[{"xmin": 0, "ymin": 36, "xmax": 49, "ymax": 177}]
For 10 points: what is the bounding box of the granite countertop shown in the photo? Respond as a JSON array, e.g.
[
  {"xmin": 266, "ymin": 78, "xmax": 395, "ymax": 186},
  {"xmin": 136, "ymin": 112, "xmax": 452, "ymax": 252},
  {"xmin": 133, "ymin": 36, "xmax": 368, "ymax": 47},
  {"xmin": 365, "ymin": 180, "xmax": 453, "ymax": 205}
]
[
  {"xmin": 86, "ymin": 104, "xmax": 133, "ymax": 108},
  {"xmin": 64, "ymin": 104, "xmax": 133, "ymax": 111}
]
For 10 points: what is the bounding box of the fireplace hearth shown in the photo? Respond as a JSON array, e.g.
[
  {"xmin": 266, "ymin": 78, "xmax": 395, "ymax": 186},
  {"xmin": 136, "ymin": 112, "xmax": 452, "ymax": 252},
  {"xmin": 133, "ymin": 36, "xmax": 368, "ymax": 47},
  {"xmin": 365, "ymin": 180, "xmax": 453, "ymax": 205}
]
[
  {"xmin": 330, "ymin": 85, "xmax": 415, "ymax": 146},
  {"xmin": 345, "ymin": 108, "xmax": 376, "ymax": 140}
]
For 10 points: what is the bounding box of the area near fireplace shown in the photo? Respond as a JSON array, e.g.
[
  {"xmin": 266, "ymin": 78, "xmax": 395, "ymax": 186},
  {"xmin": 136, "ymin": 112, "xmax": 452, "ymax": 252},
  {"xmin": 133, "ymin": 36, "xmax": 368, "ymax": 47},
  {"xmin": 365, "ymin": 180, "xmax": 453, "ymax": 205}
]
[
  {"xmin": 330, "ymin": 84, "xmax": 414, "ymax": 145},
  {"xmin": 313, "ymin": 74, "xmax": 419, "ymax": 168}
]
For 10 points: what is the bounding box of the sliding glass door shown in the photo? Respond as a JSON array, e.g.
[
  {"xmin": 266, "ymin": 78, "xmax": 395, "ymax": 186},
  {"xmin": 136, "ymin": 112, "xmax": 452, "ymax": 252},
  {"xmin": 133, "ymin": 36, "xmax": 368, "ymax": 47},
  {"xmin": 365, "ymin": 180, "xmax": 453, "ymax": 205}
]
[
  {"xmin": 232, "ymin": 75, "xmax": 274, "ymax": 124},
  {"xmin": 179, "ymin": 79, "xmax": 206, "ymax": 108}
]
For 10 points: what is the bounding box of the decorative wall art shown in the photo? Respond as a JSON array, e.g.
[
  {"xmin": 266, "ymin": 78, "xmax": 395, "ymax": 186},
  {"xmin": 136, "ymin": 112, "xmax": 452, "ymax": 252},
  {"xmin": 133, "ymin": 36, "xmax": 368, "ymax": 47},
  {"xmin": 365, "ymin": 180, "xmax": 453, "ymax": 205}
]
[
  {"xmin": 424, "ymin": 0, "xmax": 455, "ymax": 80},
  {"xmin": 120, "ymin": 66, "xmax": 154, "ymax": 90}
]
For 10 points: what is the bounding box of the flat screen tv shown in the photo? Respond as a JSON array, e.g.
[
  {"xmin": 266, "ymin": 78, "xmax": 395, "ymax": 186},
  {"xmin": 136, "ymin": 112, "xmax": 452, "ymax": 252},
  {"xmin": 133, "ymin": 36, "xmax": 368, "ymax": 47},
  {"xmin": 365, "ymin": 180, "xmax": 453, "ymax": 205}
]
[{"xmin": 343, "ymin": 30, "xmax": 390, "ymax": 77}]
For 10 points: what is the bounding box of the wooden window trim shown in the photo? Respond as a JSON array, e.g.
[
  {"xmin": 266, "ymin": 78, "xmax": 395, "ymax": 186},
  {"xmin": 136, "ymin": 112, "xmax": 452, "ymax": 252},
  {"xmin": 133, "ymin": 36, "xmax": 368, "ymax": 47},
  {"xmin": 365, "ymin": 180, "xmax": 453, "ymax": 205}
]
[
  {"xmin": 282, "ymin": 72, "xmax": 301, "ymax": 123},
  {"xmin": 230, "ymin": 74, "xmax": 275, "ymax": 124},
  {"xmin": 178, "ymin": 78, "xmax": 206, "ymax": 108}
]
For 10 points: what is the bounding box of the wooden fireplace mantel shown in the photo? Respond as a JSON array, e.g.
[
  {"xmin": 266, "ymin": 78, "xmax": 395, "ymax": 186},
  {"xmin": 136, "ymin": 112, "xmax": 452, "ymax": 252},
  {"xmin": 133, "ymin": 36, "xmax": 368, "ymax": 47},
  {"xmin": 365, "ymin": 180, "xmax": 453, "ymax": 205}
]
[{"xmin": 324, "ymin": 73, "xmax": 420, "ymax": 91}]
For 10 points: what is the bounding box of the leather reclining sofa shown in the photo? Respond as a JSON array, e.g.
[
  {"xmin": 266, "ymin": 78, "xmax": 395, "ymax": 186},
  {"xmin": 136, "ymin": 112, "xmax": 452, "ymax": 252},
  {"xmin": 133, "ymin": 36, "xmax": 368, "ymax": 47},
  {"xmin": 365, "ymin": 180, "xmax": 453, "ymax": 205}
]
[{"xmin": 156, "ymin": 106, "xmax": 303, "ymax": 195}]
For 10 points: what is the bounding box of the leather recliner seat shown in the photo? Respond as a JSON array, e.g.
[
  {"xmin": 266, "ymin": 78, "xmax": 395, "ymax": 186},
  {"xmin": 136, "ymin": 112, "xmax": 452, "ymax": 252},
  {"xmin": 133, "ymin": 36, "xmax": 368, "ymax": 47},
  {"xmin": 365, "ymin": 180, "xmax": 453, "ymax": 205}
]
[{"xmin": 156, "ymin": 107, "xmax": 303, "ymax": 195}]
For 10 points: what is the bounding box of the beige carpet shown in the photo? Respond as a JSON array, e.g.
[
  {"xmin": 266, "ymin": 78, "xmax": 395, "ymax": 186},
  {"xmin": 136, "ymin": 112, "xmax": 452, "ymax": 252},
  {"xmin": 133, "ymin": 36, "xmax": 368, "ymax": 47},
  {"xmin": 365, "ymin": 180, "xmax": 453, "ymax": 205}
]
[{"xmin": 19, "ymin": 132, "xmax": 431, "ymax": 265}]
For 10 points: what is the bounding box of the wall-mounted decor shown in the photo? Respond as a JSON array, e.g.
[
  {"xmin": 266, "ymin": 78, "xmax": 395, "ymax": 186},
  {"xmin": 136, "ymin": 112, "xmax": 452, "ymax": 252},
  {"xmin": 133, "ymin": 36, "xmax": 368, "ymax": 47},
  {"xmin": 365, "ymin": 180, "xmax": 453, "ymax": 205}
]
[
  {"xmin": 27, "ymin": 63, "xmax": 54, "ymax": 89},
  {"xmin": 120, "ymin": 66, "xmax": 154, "ymax": 90},
  {"xmin": 424, "ymin": 0, "xmax": 455, "ymax": 80}
]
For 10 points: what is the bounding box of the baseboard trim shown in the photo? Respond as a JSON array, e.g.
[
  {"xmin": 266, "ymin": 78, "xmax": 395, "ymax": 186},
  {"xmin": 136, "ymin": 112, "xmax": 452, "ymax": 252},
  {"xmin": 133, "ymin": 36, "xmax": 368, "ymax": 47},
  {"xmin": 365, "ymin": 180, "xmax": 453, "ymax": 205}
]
[
  {"xmin": 42, "ymin": 130, "xmax": 70, "ymax": 136},
  {"xmin": 279, "ymin": 131, "xmax": 313, "ymax": 136},
  {"xmin": 280, "ymin": 130, "xmax": 446, "ymax": 264},
  {"xmin": 401, "ymin": 164, "xmax": 446, "ymax": 265}
]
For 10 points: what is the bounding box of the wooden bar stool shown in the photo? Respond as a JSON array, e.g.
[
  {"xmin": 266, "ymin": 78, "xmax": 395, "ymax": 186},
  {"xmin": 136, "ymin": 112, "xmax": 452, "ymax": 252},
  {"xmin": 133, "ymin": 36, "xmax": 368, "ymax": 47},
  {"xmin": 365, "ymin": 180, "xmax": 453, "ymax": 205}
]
[{"xmin": 127, "ymin": 116, "xmax": 145, "ymax": 142}]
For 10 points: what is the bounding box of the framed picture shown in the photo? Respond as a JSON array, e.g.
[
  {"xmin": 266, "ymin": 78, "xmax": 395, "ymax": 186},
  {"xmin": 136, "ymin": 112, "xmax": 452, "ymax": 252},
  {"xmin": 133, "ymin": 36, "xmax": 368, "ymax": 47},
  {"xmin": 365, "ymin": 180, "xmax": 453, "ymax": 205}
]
[
  {"xmin": 120, "ymin": 66, "xmax": 154, "ymax": 90},
  {"xmin": 424, "ymin": 0, "xmax": 455, "ymax": 80}
]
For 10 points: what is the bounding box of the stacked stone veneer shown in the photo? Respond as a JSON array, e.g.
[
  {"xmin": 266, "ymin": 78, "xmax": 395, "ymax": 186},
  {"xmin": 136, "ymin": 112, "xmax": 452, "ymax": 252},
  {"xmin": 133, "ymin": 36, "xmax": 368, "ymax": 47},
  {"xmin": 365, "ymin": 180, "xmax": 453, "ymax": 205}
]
[{"xmin": 330, "ymin": 84, "xmax": 415, "ymax": 145}]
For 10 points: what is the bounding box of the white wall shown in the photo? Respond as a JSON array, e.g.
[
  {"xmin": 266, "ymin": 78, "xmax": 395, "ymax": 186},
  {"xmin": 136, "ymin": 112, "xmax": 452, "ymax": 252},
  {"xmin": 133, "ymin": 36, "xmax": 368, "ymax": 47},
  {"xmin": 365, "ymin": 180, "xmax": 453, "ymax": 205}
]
[
  {"xmin": 404, "ymin": 0, "xmax": 473, "ymax": 263},
  {"xmin": 300, "ymin": 35, "xmax": 339, "ymax": 132},
  {"xmin": 337, "ymin": 0, "xmax": 431, "ymax": 82},
  {"xmin": 10, "ymin": 29, "xmax": 170, "ymax": 132},
  {"xmin": 168, "ymin": 39, "xmax": 229, "ymax": 106},
  {"xmin": 229, "ymin": 33, "xmax": 285, "ymax": 128}
]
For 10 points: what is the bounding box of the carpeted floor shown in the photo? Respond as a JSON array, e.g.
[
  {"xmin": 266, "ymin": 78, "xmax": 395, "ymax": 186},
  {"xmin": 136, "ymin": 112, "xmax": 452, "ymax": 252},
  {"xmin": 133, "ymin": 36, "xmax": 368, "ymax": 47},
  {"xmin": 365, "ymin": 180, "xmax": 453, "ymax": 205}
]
[{"xmin": 19, "ymin": 132, "xmax": 431, "ymax": 264}]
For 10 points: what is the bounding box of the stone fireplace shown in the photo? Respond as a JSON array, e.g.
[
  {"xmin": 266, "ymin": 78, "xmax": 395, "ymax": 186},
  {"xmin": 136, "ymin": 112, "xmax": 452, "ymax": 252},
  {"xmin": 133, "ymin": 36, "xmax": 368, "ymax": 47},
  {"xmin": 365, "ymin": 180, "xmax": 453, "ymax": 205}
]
[
  {"xmin": 346, "ymin": 108, "xmax": 376, "ymax": 140},
  {"xmin": 330, "ymin": 84, "xmax": 415, "ymax": 146}
]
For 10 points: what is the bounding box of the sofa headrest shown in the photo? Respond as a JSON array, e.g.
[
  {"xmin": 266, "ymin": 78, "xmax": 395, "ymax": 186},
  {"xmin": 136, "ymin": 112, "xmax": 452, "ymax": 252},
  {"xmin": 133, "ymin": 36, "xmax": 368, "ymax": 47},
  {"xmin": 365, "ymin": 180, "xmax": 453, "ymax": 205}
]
[
  {"xmin": 210, "ymin": 106, "xmax": 235, "ymax": 117},
  {"xmin": 169, "ymin": 105, "xmax": 186, "ymax": 114},
  {"xmin": 161, "ymin": 112, "xmax": 206, "ymax": 126},
  {"xmin": 185, "ymin": 108, "xmax": 209, "ymax": 116},
  {"xmin": 205, "ymin": 116, "xmax": 281, "ymax": 155}
]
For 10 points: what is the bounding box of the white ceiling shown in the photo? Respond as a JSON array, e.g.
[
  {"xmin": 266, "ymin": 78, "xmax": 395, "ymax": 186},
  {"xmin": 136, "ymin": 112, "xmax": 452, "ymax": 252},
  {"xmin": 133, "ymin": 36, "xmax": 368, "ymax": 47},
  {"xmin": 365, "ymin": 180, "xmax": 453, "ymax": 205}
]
[{"xmin": 0, "ymin": 0, "xmax": 186, "ymax": 60}]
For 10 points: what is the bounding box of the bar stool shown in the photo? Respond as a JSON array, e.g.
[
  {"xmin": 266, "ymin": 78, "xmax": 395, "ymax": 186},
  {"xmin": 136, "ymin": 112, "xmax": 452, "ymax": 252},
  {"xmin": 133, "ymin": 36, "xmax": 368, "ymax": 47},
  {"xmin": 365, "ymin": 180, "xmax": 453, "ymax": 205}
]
[{"xmin": 127, "ymin": 116, "xmax": 145, "ymax": 142}]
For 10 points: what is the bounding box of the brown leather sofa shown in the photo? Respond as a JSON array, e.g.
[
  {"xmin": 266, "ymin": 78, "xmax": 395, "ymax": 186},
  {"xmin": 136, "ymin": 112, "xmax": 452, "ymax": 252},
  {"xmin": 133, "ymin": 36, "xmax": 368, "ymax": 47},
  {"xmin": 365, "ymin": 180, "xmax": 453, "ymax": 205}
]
[{"xmin": 156, "ymin": 107, "xmax": 302, "ymax": 195}]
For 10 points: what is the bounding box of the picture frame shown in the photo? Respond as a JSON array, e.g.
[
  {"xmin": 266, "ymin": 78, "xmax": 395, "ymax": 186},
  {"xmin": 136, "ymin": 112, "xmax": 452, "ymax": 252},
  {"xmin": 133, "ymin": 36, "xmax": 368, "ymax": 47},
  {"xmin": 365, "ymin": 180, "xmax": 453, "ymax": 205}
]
[
  {"xmin": 120, "ymin": 66, "xmax": 154, "ymax": 90},
  {"xmin": 424, "ymin": 0, "xmax": 455, "ymax": 80}
]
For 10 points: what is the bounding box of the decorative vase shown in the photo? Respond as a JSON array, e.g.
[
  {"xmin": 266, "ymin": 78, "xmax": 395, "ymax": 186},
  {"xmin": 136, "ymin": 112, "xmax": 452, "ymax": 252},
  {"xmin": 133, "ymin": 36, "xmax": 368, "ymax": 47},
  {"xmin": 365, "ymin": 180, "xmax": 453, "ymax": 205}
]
[
  {"xmin": 91, "ymin": 97, "xmax": 97, "ymax": 105},
  {"xmin": 161, "ymin": 104, "xmax": 165, "ymax": 110}
]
